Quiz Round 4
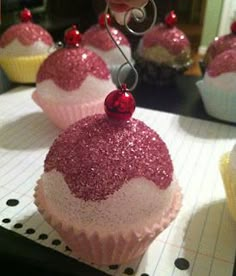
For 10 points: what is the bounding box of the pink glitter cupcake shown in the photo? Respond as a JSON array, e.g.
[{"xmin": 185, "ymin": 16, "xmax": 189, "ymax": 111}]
[
  {"xmin": 135, "ymin": 11, "xmax": 192, "ymax": 85},
  {"xmin": 32, "ymin": 25, "xmax": 116, "ymax": 129},
  {"xmin": 83, "ymin": 13, "xmax": 131, "ymax": 80},
  {"xmin": 34, "ymin": 86, "xmax": 182, "ymax": 265},
  {"xmin": 204, "ymin": 20, "xmax": 236, "ymax": 68},
  {"xmin": 197, "ymin": 49, "xmax": 236, "ymax": 123},
  {"xmin": 0, "ymin": 8, "xmax": 53, "ymax": 83}
]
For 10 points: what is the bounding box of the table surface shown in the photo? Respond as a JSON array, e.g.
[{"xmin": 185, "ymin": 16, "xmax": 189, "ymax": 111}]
[
  {"xmin": 133, "ymin": 75, "xmax": 234, "ymax": 126},
  {"xmin": 0, "ymin": 75, "xmax": 236, "ymax": 276}
]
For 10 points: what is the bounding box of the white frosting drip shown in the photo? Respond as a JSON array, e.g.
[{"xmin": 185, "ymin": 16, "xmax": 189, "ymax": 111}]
[
  {"xmin": 204, "ymin": 72, "xmax": 236, "ymax": 93},
  {"xmin": 41, "ymin": 169, "xmax": 177, "ymax": 234},
  {"xmin": 84, "ymin": 45, "xmax": 131, "ymax": 67},
  {"xmin": 36, "ymin": 75, "xmax": 116, "ymax": 104},
  {"xmin": 0, "ymin": 39, "xmax": 51, "ymax": 56}
]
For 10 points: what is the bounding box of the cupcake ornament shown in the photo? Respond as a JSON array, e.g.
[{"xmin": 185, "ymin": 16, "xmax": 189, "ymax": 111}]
[
  {"xmin": 135, "ymin": 10, "xmax": 192, "ymax": 85},
  {"xmin": 204, "ymin": 20, "xmax": 236, "ymax": 68},
  {"xmin": 197, "ymin": 49, "xmax": 236, "ymax": 123},
  {"xmin": 220, "ymin": 144, "xmax": 236, "ymax": 221},
  {"xmin": 34, "ymin": 1, "xmax": 182, "ymax": 265},
  {"xmin": 32, "ymin": 25, "xmax": 116, "ymax": 129},
  {"xmin": 0, "ymin": 8, "xmax": 54, "ymax": 83},
  {"xmin": 35, "ymin": 83, "xmax": 182, "ymax": 265},
  {"xmin": 83, "ymin": 13, "xmax": 132, "ymax": 72}
]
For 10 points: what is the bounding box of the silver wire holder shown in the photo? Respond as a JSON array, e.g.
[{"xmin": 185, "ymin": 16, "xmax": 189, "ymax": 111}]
[
  {"xmin": 125, "ymin": 0, "xmax": 157, "ymax": 36},
  {"xmin": 105, "ymin": 0, "xmax": 157, "ymax": 91}
]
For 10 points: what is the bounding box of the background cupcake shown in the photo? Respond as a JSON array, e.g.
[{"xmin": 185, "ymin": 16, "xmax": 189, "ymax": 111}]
[
  {"xmin": 35, "ymin": 87, "xmax": 182, "ymax": 265},
  {"xmin": 135, "ymin": 10, "xmax": 192, "ymax": 86},
  {"xmin": 203, "ymin": 20, "xmax": 236, "ymax": 69},
  {"xmin": 220, "ymin": 144, "xmax": 236, "ymax": 221},
  {"xmin": 0, "ymin": 8, "xmax": 54, "ymax": 83},
  {"xmin": 32, "ymin": 25, "xmax": 116, "ymax": 129},
  {"xmin": 197, "ymin": 49, "xmax": 236, "ymax": 123},
  {"xmin": 83, "ymin": 13, "xmax": 132, "ymax": 84}
]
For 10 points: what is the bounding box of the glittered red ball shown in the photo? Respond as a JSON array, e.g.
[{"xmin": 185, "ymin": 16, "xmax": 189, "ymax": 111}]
[
  {"xmin": 231, "ymin": 21, "xmax": 236, "ymax": 34},
  {"xmin": 99, "ymin": 13, "xmax": 112, "ymax": 28},
  {"xmin": 20, "ymin": 8, "xmax": 32, "ymax": 23},
  {"xmin": 165, "ymin": 10, "xmax": 177, "ymax": 28},
  {"xmin": 105, "ymin": 84, "xmax": 136, "ymax": 121},
  {"xmin": 64, "ymin": 25, "xmax": 81, "ymax": 47}
]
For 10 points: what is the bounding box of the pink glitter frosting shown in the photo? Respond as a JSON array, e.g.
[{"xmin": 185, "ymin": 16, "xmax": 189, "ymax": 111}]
[
  {"xmin": 45, "ymin": 114, "xmax": 173, "ymax": 201},
  {"xmin": 143, "ymin": 24, "xmax": 190, "ymax": 55},
  {"xmin": 0, "ymin": 22, "xmax": 53, "ymax": 47},
  {"xmin": 206, "ymin": 34, "xmax": 236, "ymax": 61},
  {"xmin": 82, "ymin": 25, "xmax": 130, "ymax": 51},
  {"xmin": 207, "ymin": 49, "xmax": 236, "ymax": 77},
  {"xmin": 37, "ymin": 47, "xmax": 110, "ymax": 91}
]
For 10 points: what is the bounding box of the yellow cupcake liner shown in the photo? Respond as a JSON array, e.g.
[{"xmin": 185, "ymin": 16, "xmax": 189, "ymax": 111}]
[
  {"xmin": 0, "ymin": 55, "xmax": 48, "ymax": 84},
  {"xmin": 220, "ymin": 153, "xmax": 236, "ymax": 221}
]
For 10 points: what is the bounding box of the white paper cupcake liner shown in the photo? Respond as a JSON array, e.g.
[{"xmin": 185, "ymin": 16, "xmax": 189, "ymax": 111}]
[{"xmin": 197, "ymin": 80, "xmax": 236, "ymax": 123}]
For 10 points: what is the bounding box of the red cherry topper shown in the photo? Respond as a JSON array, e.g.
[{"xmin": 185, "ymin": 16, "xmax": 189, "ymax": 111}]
[
  {"xmin": 105, "ymin": 83, "xmax": 136, "ymax": 121},
  {"xmin": 231, "ymin": 21, "xmax": 236, "ymax": 34},
  {"xmin": 64, "ymin": 25, "xmax": 82, "ymax": 47},
  {"xmin": 99, "ymin": 13, "xmax": 112, "ymax": 28},
  {"xmin": 164, "ymin": 10, "xmax": 177, "ymax": 28},
  {"xmin": 20, "ymin": 8, "xmax": 32, "ymax": 23}
]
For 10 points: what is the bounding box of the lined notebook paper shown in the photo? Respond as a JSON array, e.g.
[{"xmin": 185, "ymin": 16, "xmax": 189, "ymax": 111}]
[{"xmin": 0, "ymin": 86, "xmax": 236, "ymax": 276}]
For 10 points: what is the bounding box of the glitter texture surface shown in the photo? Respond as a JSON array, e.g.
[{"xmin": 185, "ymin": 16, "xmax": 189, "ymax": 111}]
[
  {"xmin": 205, "ymin": 34, "xmax": 236, "ymax": 64},
  {"xmin": 45, "ymin": 114, "xmax": 173, "ymax": 201},
  {"xmin": 207, "ymin": 49, "xmax": 236, "ymax": 77},
  {"xmin": 0, "ymin": 22, "xmax": 53, "ymax": 47},
  {"xmin": 142, "ymin": 24, "xmax": 190, "ymax": 55},
  {"xmin": 37, "ymin": 47, "xmax": 110, "ymax": 91},
  {"xmin": 83, "ymin": 25, "xmax": 130, "ymax": 51}
]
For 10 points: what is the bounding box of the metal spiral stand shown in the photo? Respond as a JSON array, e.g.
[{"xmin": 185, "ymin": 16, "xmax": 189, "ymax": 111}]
[{"xmin": 105, "ymin": 0, "xmax": 157, "ymax": 91}]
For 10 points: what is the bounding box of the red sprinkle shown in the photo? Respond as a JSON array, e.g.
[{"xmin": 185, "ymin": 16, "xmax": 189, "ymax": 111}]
[
  {"xmin": 0, "ymin": 22, "xmax": 53, "ymax": 47},
  {"xmin": 82, "ymin": 25, "xmax": 130, "ymax": 51},
  {"xmin": 37, "ymin": 47, "xmax": 110, "ymax": 91},
  {"xmin": 143, "ymin": 23, "xmax": 190, "ymax": 55},
  {"xmin": 45, "ymin": 114, "xmax": 173, "ymax": 201}
]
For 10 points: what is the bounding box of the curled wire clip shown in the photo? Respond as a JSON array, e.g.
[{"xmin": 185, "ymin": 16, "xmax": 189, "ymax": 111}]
[
  {"xmin": 125, "ymin": 0, "xmax": 157, "ymax": 36},
  {"xmin": 105, "ymin": 0, "xmax": 157, "ymax": 91}
]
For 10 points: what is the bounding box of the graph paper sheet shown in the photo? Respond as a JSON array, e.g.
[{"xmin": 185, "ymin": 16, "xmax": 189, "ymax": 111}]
[{"xmin": 0, "ymin": 86, "xmax": 236, "ymax": 276}]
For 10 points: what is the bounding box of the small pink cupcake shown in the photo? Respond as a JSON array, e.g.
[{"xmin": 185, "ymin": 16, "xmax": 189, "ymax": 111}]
[
  {"xmin": 0, "ymin": 8, "xmax": 54, "ymax": 83},
  {"xmin": 197, "ymin": 49, "xmax": 236, "ymax": 123},
  {"xmin": 204, "ymin": 20, "xmax": 236, "ymax": 68},
  {"xmin": 83, "ymin": 14, "xmax": 131, "ymax": 71},
  {"xmin": 32, "ymin": 25, "xmax": 116, "ymax": 129},
  {"xmin": 136, "ymin": 11, "xmax": 192, "ymax": 85},
  {"xmin": 35, "ymin": 86, "xmax": 182, "ymax": 265}
]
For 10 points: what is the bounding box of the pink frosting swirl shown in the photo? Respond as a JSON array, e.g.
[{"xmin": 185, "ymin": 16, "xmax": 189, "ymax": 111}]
[
  {"xmin": 37, "ymin": 47, "xmax": 110, "ymax": 91},
  {"xmin": 0, "ymin": 22, "xmax": 53, "ymax": 47},
  {"xmin": 207, "ymin": 49, "xmax": 236, "ymax": 77},
  {"xmin": 142, "ymin": 23, "xmax": 190, "ymax": 55},
  {"xmin": 82, "ymin": 25, "xmax": 130, "ymax": 51},
  {"xmin": 45, "ymin": 114, "xmax": 174, "ymax": 201},
  {"xmin": 206, "ymin": 34, "xmax": 236, "ymax": 61}
]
